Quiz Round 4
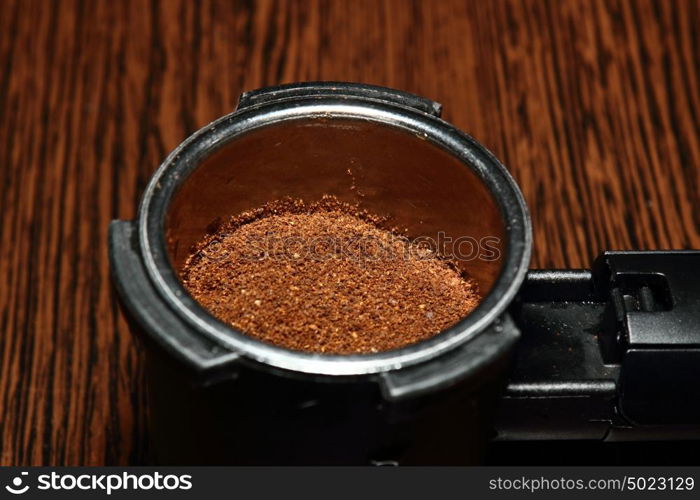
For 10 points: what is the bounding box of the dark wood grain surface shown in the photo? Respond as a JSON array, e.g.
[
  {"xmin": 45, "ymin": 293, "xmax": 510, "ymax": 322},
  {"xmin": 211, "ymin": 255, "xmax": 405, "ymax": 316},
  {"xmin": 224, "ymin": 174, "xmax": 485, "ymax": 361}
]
[{"xmin": 1, "ymin": 0, "xmax": 698, "ymax": 465}]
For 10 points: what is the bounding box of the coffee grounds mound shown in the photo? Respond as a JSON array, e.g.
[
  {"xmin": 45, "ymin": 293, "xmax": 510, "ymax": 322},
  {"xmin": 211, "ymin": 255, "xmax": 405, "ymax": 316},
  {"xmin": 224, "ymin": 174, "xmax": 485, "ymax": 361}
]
[{"xmin": 180, "ymin": 197, "xmax": 481, "ymax": 354}]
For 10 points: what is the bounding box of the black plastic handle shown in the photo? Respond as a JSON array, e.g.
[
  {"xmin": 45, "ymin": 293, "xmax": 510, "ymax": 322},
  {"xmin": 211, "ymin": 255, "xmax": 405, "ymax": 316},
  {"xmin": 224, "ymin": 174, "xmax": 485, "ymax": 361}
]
[{"xmin": 497, "ymin": 251, "xmax": 700, "ymax": 441}]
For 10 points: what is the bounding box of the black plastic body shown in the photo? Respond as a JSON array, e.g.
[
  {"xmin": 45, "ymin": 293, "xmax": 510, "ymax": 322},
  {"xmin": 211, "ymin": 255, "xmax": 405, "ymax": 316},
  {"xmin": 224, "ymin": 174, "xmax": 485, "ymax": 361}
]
[{"xmin": 144, "ymin": 335, "xmax": 509, "ymax": 465}]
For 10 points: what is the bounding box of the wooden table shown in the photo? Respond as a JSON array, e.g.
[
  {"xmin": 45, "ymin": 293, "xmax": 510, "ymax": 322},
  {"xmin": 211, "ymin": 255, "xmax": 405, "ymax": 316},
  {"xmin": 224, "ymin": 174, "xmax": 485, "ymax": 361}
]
[{"xmin": 1, "ymin": 0, "xmax": 698, "ymax": 465}]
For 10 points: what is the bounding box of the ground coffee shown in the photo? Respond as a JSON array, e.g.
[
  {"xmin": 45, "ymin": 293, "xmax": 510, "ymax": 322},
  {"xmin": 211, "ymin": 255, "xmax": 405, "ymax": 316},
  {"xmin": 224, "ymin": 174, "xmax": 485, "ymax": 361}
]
[{"xmin": 180, "ymin": 197, "xmax": 480, "ymax": 354}]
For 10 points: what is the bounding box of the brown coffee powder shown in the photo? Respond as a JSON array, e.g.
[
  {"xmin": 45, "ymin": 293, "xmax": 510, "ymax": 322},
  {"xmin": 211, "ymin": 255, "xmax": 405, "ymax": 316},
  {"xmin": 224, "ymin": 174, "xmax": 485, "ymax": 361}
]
[{"xmin": 180, "ymin": 198, "xmax": 480, "ymax": 354}]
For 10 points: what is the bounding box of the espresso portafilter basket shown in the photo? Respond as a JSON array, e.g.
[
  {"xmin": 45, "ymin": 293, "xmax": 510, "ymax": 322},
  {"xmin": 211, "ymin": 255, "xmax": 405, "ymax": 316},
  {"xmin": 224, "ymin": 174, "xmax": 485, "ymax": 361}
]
[{"xmin": 109, "ymin": 83, "xmax": 700, "ymax": 464}]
